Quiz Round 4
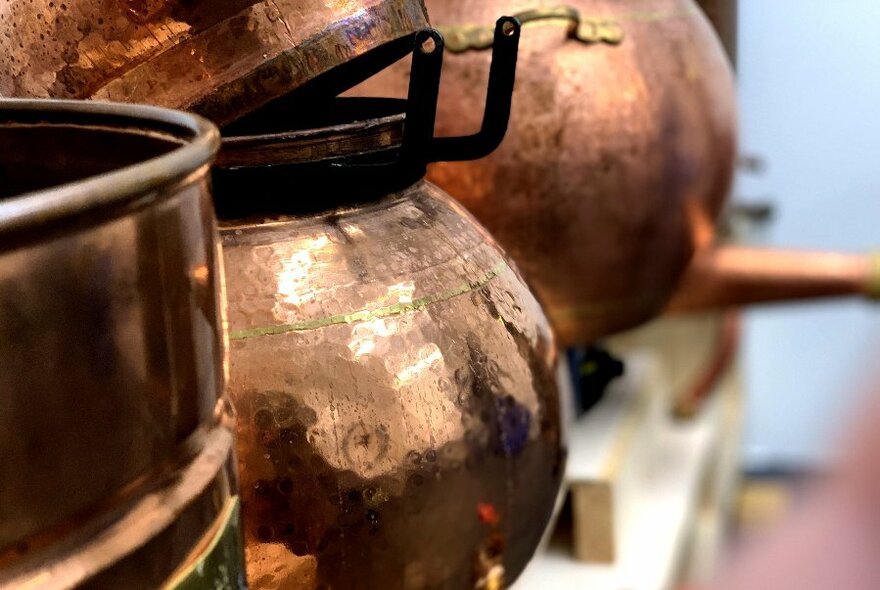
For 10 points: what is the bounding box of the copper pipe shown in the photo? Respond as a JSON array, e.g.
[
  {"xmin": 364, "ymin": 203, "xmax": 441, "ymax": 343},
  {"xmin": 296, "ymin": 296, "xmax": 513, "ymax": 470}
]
[
  {"xmin": 665, "ymin": 247, "xmax": 880, "ymax": 314},
  {"xmin": 673, "ymin": 312, "xmax": 741, "ymax": 419}
]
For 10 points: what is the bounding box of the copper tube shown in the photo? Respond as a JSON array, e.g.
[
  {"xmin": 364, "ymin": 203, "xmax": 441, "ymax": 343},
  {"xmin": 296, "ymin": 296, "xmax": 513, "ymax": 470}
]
[
  {"xmin": 665, "ymin": 247, "xmax": 880, "ymax": 314},
  {"xmin": 673, "ymin": 311, "xmax": 741, "ymax": 419}
]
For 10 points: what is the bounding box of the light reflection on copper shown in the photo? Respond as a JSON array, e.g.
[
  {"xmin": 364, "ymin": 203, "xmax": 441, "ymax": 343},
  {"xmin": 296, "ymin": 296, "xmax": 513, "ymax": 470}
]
[
  {"xmin": 274, "ymin": 234, "xmax": 330, "ymax": 312},
  {"xmin": 393, "ymin": 343, "xmax": 444, "ymax": 386}
]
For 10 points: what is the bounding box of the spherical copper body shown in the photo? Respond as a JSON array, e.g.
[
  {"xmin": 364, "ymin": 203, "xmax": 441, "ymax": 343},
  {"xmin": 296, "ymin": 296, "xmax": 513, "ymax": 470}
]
[
  {"xmin": 220, "ymin": 176, "xmax": 565, "ymax": 589},
  {"xmin": 0, "ymin": 0, "xmax": 429, "ymax": 124},
  {"xmin": 353, "ymin": 0, "xmax": 738, "ymax": 345}
]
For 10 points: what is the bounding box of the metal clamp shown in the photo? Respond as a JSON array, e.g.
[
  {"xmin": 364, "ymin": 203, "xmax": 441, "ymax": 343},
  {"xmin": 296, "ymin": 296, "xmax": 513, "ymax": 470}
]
[
  {"xmin": 403, "ymin": 16, "xmax": 522, "ymax": 163},
  {"xmin": 440, "ymin": 6, "xmax": 623, "ymax": 53},
  {"xmin": 212, "ymin": 17, "xmax": 522, "ymax": 215}
]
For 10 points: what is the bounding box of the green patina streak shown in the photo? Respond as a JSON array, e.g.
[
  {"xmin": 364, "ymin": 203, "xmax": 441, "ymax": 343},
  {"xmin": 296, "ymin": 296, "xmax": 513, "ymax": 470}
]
[
  {"xmin": 622, "ymin": 5, "xmax": 698, "ymax": 23},
  {"xmin": 230, "ymin": 260, "xmax": 509, "ymax": 341},
  {"xmin": 549, "ymin": 291, "xmax": 660, "ymax": 321}
]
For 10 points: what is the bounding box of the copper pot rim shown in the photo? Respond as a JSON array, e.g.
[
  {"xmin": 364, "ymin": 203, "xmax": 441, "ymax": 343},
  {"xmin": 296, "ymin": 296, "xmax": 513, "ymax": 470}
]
[{"xmin": 0, "ymin": 99, "xmax": 219, "ymax": 239}]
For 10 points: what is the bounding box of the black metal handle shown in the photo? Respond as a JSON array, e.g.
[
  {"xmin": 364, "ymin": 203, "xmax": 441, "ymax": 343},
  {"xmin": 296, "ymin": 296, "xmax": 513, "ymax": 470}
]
[
  {"xmin": 427, "ymin": 17, "xmax": 521, "ymax": 162},
  {"xmin": 402, "ymin": 29, "xmax": 445, "ymax": 163}
]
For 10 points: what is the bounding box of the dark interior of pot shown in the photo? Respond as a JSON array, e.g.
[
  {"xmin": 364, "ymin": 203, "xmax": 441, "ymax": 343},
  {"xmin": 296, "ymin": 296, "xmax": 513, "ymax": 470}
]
[
  {"xmin": 214, "ymin": 97, "xmax": 414, "ymax": 219},
  {"xmin": 0, "ymin": 124, "xmax": 183, "ymax": 199},
  {"xmin": 221, "ymin": 35, "xmax": 414, "ymax": 135}
]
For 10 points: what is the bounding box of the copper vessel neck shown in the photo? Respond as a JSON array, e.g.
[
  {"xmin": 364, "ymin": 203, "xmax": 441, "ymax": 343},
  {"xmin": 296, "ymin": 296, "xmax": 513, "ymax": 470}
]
[{"xmin": 214, "ymin": 19, "xmax": 523, "ymax": 219}]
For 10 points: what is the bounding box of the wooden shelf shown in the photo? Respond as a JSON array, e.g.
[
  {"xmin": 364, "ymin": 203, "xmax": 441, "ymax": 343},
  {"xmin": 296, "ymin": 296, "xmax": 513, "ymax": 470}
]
[{"xmin": 514, "ymin": 316, "xmax": 744, "ymax": 590}]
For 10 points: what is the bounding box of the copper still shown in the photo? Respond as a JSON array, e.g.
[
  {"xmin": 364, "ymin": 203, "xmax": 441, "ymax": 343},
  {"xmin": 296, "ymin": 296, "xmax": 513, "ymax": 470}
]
[
  {"xmin": 350, "ymin": 0, "xmax": 739, "ymax": 345},
  {"xmin": 212, "ymin": 23, "xmax": 565, "ymax": 589},
  {"xmin": 351, "ymin": 0, "xmax": 880, "ymax": 345},
  {"xmin": 0, "ymin": 0, "xmax": 429, "ymax": 124},
  {"xmin": 0, "ymin": 100, "xmax": 244, "ymax": 588}
]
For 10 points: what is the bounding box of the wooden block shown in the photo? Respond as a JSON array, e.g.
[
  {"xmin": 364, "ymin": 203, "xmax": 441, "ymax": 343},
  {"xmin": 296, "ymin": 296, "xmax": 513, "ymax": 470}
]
[
  {"xmin": 515, "ymin": 315, "xmax": 747, "ymax": 590},
  {"xmin": 565, "ymin": 355, "xmax": 661, "ymax": 564},
  {"xmin": 572, "ymin": 482, "xmax": 615, "ymax": 563}
]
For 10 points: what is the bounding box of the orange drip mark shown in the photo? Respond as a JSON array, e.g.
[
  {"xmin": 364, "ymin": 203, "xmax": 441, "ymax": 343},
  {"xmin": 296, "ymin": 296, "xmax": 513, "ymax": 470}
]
[{"xmin": 478, "ymin": 503, "xmax": 500, "ymax": 526}]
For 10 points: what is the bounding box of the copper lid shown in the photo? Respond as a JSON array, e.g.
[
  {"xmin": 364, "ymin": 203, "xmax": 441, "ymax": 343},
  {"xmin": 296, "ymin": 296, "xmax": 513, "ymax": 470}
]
[{"xmin": 0, "ymin": 0, "xmax": 429, "ymax": 125}]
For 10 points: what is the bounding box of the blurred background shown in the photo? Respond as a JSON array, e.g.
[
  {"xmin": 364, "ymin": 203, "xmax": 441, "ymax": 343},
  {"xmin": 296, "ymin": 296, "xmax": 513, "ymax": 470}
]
[
  {"xmin": 737, "ymin": 0, "xmax": 880, "ymax": 472},
  {"xmin": 516, "ymin": 1, "xmax": 880, "ymax": 587}
]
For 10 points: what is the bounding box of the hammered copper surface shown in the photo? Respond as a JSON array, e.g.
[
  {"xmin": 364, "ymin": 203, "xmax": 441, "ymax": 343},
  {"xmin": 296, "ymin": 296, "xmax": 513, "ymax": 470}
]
[
  {"xmin": 221, "ymin": 180, "xmax": 564, "ymax": 589},
  {"xmin": 0, "ymin": 0, "xmax": 429, "ymax": 124},
  {"xmin": 0, "ymin": 101, "xmax": 243, "ymax": 588},
  {"xmin": 351, "ymin": 0, "xmax": 738, "ymax": 345}
]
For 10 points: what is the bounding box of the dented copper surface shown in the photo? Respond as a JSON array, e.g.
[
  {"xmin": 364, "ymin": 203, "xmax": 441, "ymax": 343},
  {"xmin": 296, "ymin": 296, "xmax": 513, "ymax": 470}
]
[
  {"xmin": 0, "ymin": 100, "xmax": 244, "ymax": 588},
  {"xmin": 0, "ymin": 0, "xmax": 429, "ymax": 124},
  {"xmin": 351, "ymin": 0, "xmax": 738, "ymax": 345},
  {"xmin": 218, "ymin": 126, "xmax": 565, "ymax": 586}
]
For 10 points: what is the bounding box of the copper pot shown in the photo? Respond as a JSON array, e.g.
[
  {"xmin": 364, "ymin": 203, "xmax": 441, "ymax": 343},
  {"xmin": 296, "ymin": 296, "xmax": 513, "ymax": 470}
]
[
  {"xmin": 350, "ymin": 0, "xmax": 739, "ymax": 345},
  {"xmin": 0, "ymin": 0, "xmax": 429, "ymax": 124},
  {"xmin": 214, "ymin": 102, "xmax": 565, "ymax": 589},
  {"xmin": 0, "ymin": 100, "xmax": 244, "ymax": 588}
]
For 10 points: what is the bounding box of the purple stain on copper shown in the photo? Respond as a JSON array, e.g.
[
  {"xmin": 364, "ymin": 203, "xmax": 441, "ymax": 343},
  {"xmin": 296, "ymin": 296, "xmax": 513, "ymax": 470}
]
[{"xmin": 494, "ymin": 397, "xmax": 531, "ymax": 456}]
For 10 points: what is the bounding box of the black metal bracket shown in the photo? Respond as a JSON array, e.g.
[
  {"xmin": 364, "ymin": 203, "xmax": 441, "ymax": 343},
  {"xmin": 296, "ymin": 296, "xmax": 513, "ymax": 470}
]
[
  {"xmin": 211, "ymin": 17, "xmax": 522, "ymax": 218},
  {"xmin": 403, "ymin": 16, "xmax": 522, "ymax": 165}
]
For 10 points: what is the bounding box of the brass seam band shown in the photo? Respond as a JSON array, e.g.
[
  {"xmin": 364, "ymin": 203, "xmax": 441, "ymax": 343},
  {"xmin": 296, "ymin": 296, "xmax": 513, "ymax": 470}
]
[
  {"xmin": 229, "ymin": 259, "xmax": 509, "ymax": 340},
  {"xmin": 867, "ymin": 252, "xmax": 880, "ymax": 300},
  {"xmin": 549, "ymin": 291, "xmax": 662, "ymax": 322}
]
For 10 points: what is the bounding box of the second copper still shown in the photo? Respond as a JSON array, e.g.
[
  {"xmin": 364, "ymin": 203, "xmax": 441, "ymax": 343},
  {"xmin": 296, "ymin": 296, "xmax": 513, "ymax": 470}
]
[{"xmin": 353, "ymin": 0, "xmax": 880, "ymax": 345}]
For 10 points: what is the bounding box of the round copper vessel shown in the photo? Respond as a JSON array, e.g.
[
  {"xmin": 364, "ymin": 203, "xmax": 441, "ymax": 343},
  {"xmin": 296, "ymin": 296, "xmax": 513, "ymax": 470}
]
[
  {"xmin": 0, "ymin": 100, "xmax": 245, "ymax": 588},
  {"xmin": 351, "ymin": 0, "xmax": 738, "ymax": 345},
  {"xmin": 214, "ymin": 99, "xmax": 565, "ymax": 589},
  {"xmin": 0, "ymin": 0, "xmax": 429, "ymax": 124}
]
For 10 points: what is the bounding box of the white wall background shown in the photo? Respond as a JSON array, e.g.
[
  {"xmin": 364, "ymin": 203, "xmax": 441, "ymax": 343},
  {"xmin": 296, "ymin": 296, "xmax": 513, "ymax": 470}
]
[{"xmin": 737, "ymin": 0, "xmax": 880, "ymax": 470}]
